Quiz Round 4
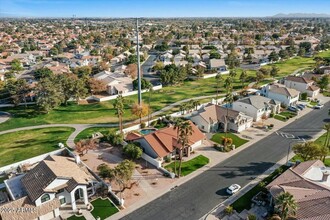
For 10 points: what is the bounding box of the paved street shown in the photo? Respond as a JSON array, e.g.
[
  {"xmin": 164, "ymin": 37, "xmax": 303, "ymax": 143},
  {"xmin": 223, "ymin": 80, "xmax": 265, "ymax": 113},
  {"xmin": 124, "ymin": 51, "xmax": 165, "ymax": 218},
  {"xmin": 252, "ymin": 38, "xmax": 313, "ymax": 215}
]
[{"xmin": 121, "ymin": 101, "xmax": 330, "ymax": 220}]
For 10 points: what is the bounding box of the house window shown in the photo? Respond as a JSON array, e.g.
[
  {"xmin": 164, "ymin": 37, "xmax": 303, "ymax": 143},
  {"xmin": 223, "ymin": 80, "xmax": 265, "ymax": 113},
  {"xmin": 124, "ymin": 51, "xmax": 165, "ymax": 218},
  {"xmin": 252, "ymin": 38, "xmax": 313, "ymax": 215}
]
[
  {"xmin": 60, "ymin": 197, "xmax": 66, "ymax": 205},
  {"xmin": 57, "ymin": 189, "xmax": 64, "ymax": 194},
  {"xmin": 41, "ymin": 194, "xmax": 50, "ymax": 203},
  {"xmin": 201, "ymin": 125, "xmax": 205, "ymax": 129}
]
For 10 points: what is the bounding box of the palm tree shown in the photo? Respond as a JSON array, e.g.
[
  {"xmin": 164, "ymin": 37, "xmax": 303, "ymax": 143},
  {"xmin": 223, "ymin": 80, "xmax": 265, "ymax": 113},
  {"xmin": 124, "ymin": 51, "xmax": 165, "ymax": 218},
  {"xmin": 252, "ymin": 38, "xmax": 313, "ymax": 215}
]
[
  {"xmin": 239, "ymin": 70, "xmax": 248, "ymax": 88},
  {"xmin": 192, "ymin": 99, "xmax": 200, "ymax": 110},
  {"xmin": 173, "ymin": 118, "xmax": 183, "ymax": 175},
  {"xmin": 113, "ymin": 95, "xmax": 125, "ymax": 133},
  {"xmin": 323, "ymin": 123, "xmax": 330, "ymax": 150},
  {"xmin": 176, "ymin": 120, "xmax": 193, "ymax": 177},
  {"xmin": 275, "ymin": 192, "xmax": 297, "ymax": 220},
  {"xmin": 215, "ymin": 73, "xmax": 223, "ymax": 104},
  {"xmin": 224, "ymin": 77, "xmax": 233, "ymax": 138}
]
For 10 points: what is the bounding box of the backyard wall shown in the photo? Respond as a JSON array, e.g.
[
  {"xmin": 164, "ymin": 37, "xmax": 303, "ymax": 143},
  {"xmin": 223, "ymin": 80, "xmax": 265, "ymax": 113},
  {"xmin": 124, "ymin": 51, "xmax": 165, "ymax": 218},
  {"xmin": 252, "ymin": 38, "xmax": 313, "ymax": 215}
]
[{"xmin": 0, "ymin": 148, "xmax": 65, "ymax": 173}]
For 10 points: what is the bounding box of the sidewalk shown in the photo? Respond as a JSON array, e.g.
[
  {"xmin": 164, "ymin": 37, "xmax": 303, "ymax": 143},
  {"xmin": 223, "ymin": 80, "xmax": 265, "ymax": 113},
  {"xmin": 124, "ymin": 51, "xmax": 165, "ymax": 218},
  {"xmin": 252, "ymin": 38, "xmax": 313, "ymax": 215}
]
[{"xmin": 109, "ymin": 96, "xmax": 330, "ymax": 220}]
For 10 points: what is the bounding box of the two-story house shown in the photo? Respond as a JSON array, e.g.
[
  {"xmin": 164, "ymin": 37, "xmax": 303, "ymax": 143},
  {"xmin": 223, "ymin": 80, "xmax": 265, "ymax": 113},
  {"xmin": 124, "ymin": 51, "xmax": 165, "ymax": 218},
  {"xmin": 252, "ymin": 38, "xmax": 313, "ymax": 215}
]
[
  {"xmin": 232, "ymin": 95, "xmax": 280, "ymax": 122},
  {"xmin": 262, "ymin": 84, "xmax": 300, "ymax": 107},
  {"xmin": 1, "ymin": 155, "xmax": 100, "ymax": 220},
  {"xmin": 284, "ymin": 76, "xmax": 320, "ymax": 98},
  {"xmin": 189, "ymin": 104, "xmax": 253, "ymax": 133}
]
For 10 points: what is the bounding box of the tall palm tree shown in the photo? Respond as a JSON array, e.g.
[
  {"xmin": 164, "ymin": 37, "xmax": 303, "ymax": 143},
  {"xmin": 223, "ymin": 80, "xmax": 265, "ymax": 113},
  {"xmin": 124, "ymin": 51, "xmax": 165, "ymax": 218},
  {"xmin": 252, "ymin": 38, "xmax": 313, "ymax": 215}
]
[
  {"xmin": 215, "ymin": 73, "xmax": 223, "ymax": 104},
  {"xmin": 224, "ymin": 77, "xmax": 233, "ymax": 138},
  {"xmin": 323, "ymin": 123, "xmax": 330, "ymax": 150},
  {"xmin": 192, "ymin": 99, "xmax": 200, "ymax": 110},
  {"xmin": 113, "ymin": 95, "xmax": 125, "ymax": 133},
  {"xmin": 176, "ymin": 120, "xmax": 193, "ymax": 177},
  {"xmin": 173, "ymin": 118, "xmax": 183, "ymax": 175},
  {"xmin": 275, "ymin": 192, "xmax": 297, "ymax": 220}
]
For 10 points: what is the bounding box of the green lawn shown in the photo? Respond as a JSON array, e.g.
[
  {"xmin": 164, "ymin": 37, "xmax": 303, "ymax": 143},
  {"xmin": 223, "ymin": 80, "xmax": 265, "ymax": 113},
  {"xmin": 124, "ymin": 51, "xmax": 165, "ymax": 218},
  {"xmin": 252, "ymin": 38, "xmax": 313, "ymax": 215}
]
[
  {"xmin": 0, "ymin": 51, "xmax": 327, "ymax": 132},
  {"xmin": 91, "ymin": 198, "xmax": 119, "ymax": 220},
  {"xmin": 211, "ymin": 133, "xmax": 249, "ymax": 148},
  {"xmin": 67, "ymin": 215, "xmax": 86, "ymax": 220},
  {"xmin": 165, "ymin": 155, "xmax": 209, "ymax": 176},
  {"xmin": 274, "ymin": 114, "xmax": 287, "ymax": 122},
  {"xmin": 0, "ymin": 127, "xmax": 74, "ymax": 167},
  {"xmin": 279, "ymin": 111, "xmax": 296, "ymax": 118},
  {"xmin": 232, "ymin": 165, "xmax": 289, "ymax": 212},
  {"xmin": 74, "ymin": 127, "xmax": 115, "ymax": 143}
]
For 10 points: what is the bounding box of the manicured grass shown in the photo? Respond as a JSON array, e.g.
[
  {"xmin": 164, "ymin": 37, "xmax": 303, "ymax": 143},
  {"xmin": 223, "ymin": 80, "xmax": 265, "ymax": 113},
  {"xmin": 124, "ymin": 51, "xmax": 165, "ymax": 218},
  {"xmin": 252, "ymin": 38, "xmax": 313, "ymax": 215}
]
[
  {"xmin": 74, "ymin": 127, "xmax": 115, "ymax": 143},
  {"xmin": 91, "ymin": 198, "xmax": 119, "ymax": 220},
  {"xmin": 0, "ymin": 127, "xmax": 74, "ymax": 167},
  {"xmin": 309, "ymin": 101, "xmax": 319, "ymax": 106},
  {"xmin": 0, "ymin": 51, "xmax": 327, "ymax": 131},
  {"xmin": 67, "ymin": 215, "xmax": 86, "ymax": 220},
  {"xmin": 232, "ymin": 165, "xmax": 289, "ymax": 212},
  {"xmin": 274, "ymin": 114, "xmax": 287, "ymax": 122},
  {"xmin": 211, "ymin": 133, "xmax": 249, "ymax": 148},
  {"xmin": 165, "ymin": 155, "xmax": 209, "ymax": 176},
  {"xmin": 279, "ymin": 111, "xmax": 296, "ymax": 118}
]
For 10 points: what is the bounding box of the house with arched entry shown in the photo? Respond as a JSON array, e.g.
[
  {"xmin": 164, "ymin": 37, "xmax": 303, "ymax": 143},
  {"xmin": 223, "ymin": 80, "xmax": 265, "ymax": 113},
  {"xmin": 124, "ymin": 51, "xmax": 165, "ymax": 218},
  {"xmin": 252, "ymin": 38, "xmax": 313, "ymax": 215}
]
[{"xmin": 0, "ymin": 155, "xmax": 100, "ymax": 220}]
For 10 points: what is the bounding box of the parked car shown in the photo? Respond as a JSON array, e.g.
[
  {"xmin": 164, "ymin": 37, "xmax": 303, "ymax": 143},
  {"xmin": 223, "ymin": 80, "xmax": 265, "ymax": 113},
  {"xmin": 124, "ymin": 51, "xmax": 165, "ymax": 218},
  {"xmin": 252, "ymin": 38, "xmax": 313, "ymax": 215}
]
[
  {"xmin": 297, "ymin": 104, "xmax": 306, "ymax": 109},
  {"xmin": 296, "ymin": 105, "xmax": 304, "ymax": 110},
  {"xmin": 226, "ymin": 184, "xmax": 241, "ymax": 195},
  {"xmin": 288, "ymin": 106, "xmax": 299, "ymax": 112},
  {"xmin": 314, "ymin": 104, "xmax": 324, "ymax": 109}
]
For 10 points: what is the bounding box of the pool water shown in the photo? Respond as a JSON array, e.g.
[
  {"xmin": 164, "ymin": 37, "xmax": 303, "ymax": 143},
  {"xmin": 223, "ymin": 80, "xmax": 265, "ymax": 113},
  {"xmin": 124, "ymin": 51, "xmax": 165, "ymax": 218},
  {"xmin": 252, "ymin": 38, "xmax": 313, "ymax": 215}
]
[{"xmin": 140, "ymin": 128, "xmax": 157, "ymax": 135}]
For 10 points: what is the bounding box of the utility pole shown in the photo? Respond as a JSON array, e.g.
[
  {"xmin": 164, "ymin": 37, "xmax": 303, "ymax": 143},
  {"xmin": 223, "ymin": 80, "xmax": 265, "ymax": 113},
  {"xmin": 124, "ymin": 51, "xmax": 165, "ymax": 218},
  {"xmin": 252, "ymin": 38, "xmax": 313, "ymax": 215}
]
[{"xmin": 136, "ymin": 18, "xmax": 142, "ymax": 106}]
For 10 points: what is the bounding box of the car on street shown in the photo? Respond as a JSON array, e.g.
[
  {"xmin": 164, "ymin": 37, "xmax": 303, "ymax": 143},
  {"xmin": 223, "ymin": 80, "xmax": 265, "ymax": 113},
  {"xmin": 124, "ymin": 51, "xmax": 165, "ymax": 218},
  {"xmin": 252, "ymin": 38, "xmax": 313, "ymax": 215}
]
[
  {"xmin": 226, "ymin": 184, "xmax": 241, "ymax": 195},
  {"xmin": 314, "ymin": 104, "xmax": 324, "ymax": 109}
]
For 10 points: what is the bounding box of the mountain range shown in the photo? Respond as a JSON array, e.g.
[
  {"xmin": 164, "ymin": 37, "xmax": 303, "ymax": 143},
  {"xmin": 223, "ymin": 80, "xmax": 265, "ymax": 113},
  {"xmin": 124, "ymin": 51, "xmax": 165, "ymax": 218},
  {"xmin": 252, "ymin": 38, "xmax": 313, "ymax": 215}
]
[{"xmin": 273, "ymin": 13, "xmax": 330, "ymax": 18}]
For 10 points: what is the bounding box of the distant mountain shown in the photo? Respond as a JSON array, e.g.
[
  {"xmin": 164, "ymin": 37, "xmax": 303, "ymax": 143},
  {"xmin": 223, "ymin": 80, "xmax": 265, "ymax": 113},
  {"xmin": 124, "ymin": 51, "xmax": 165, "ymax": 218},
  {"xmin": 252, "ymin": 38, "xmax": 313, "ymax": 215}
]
[{"xmin": 273, "ymin": 13, "xmax": 330, "ymax": 18}]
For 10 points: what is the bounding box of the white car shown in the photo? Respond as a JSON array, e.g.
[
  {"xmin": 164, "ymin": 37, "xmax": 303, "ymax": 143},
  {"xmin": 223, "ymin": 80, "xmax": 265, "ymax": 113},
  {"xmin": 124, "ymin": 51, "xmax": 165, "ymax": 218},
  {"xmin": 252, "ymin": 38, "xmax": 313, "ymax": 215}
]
[
  {"xmin": 314, "ymin": 104, "xmax": 324, "ymax": 109},
  {"xmin": 226, "ymin": 184, "xmax": 241, "ymax": 195}
]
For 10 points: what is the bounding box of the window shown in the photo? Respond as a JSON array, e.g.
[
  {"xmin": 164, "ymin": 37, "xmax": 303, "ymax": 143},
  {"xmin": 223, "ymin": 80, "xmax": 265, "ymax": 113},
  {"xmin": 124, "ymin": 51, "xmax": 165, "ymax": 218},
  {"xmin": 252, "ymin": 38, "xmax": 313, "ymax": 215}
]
[
  {"xmin": 41, "ymin": 194, "xmax": 50, "ymax": 203},
  {"xmin": 60, "ymin": 197, "xmax": 66, "ymax": 205},
  {"xmin": 57, "ymin": 189, "xmax": 64, "ymax": 194}
]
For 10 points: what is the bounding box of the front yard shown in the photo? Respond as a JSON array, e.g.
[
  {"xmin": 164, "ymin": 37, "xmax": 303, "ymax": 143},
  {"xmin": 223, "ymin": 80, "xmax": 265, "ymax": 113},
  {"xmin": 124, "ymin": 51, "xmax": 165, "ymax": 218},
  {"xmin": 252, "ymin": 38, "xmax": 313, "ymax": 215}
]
[
  {"xmin": 91, "ymin": 198, "xmax": 119, "ymax": 220},
  {"xmin": 165, "ymin": 155, "xmax": 209, "ymax": 176},
  {"xmin": 67, "ymin": 215, "xmax": 86, "ymax": 220},
  {"xmin": 274, "ymin": 111, "xmax": 296, "ymax": 122},
  {"xmin": 211, "ymin": 133, "xmax": 249, "ymax": 148},
  {"xmin": 0, "ymin": 127, "xmax": 74, "ymax": 167}
]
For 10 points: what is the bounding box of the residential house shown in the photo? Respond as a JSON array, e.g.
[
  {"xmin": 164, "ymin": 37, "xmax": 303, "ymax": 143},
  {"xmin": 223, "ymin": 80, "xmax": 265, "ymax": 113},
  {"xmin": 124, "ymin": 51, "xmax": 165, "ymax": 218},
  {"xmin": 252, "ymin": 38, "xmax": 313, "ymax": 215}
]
[
  {"xmin": 209, "ymin": 58, "xmax": 227, "ymax": 72},
  {"xmin": 284, "ymin": 76, "xmax": 320, "ymax": 98},
  {"xmin": 190, "ymin": 104, "xmax": 253, "ymax": 133},
  {"xmin": 232, "ymin": 95, "xmax": 280, "ymax": 121},
  {"xmin": 262, "ymin": 84, "xmax": 300, "ymax": 107},
  {"xmin": 132, "ymin": 121, "xmax": 205, "ymax": 162},
  {"xmin": 93, "ymin": 70, "xmax": 133, "ymax": 95},
  {"xmin": 0, "ymin": 155, "xmax": 100, "ymax": 220},
  {"xmin": 267, "ymin": 160, "xmax": 330, "ymax": 220}
]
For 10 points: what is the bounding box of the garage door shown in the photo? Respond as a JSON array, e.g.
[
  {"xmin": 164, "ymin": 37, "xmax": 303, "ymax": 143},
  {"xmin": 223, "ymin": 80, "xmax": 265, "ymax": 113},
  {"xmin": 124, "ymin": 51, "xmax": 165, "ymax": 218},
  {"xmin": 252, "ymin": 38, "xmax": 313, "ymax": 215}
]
[{"xmin": 38, "ymin": 211, "xmax": 55, "ymax": 220}]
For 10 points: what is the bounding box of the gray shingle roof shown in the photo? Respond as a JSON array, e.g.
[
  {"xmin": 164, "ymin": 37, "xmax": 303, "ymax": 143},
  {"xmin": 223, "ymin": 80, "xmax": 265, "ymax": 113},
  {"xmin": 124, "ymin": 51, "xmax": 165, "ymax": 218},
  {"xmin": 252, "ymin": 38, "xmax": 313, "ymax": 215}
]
[{"xmin": 237, "ymin": 95, "xmax": 279, "ymax": 109}]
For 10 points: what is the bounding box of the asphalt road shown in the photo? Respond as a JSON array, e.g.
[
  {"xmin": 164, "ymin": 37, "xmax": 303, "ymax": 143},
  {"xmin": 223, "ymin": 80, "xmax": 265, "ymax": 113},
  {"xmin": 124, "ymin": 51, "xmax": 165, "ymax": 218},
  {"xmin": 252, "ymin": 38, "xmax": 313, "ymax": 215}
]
[{"xmin": 121, "ymin": 102, "xmax": 330, "ymax": 220}]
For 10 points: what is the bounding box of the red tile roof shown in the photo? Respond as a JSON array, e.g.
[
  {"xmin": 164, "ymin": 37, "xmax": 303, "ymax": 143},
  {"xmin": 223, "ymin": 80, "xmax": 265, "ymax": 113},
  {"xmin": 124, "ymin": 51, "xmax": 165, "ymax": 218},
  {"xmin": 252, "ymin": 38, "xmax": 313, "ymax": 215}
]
[{"xmin": 140, "ymin": 121, "xmax": 204, "ymax": 158}]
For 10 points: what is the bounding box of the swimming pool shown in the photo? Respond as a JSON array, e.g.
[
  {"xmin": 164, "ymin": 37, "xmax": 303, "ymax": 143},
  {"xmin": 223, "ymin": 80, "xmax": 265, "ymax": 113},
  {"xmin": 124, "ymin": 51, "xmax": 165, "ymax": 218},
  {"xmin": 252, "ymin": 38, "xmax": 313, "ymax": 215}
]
[{"xmin": 140, "ymin": 128, "xmax": 157, "ymax": 135}]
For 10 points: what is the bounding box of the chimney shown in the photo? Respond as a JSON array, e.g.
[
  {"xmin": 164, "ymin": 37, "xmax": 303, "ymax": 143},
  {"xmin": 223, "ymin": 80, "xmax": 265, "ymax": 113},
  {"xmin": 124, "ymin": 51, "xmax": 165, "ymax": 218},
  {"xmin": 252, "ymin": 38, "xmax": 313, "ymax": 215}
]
[{"xmin": 322, "ymin": 170, "xmax": 330, "ymax": 182}]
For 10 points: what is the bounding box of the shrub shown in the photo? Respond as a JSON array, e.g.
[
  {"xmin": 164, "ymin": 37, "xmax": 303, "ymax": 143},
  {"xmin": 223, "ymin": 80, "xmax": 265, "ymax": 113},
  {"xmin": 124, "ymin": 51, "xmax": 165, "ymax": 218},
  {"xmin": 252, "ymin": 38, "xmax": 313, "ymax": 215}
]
[
  {"xmin": 164, "ymin": 156, "xmax": 171, "ymax": 163},
  {"xmin": 248, "ymin": 214, "xmax": 257, "ymax": 220},
  {"xmin": 300, "ymin": 92, "xmax": 308, "ymax": 100},
  {"xmin": 224, "ymin": 206, "xmax": 234, "ymax": 215},
  {"xmin": 123, "ymin": 143, "xmax": 143, "ymax": 160},
  {"xmin": 222, "ymin": 137, "xmax": 233, "ymax": 147},
  {"xmin": 269, "ymin": 113, "xmax": 274, "ymax": 118},
  {"xmin": 141, "ymin": 122, "xmax": 146, "ymax": 128}
]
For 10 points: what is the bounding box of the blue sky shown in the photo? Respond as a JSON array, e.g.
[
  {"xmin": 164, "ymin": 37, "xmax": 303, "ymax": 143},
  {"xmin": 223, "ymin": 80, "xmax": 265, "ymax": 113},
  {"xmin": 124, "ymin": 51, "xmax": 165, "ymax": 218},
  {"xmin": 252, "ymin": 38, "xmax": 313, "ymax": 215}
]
[{"xmin": 0, "ymin": 0, "xmax": 329, "ymax": 18}]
